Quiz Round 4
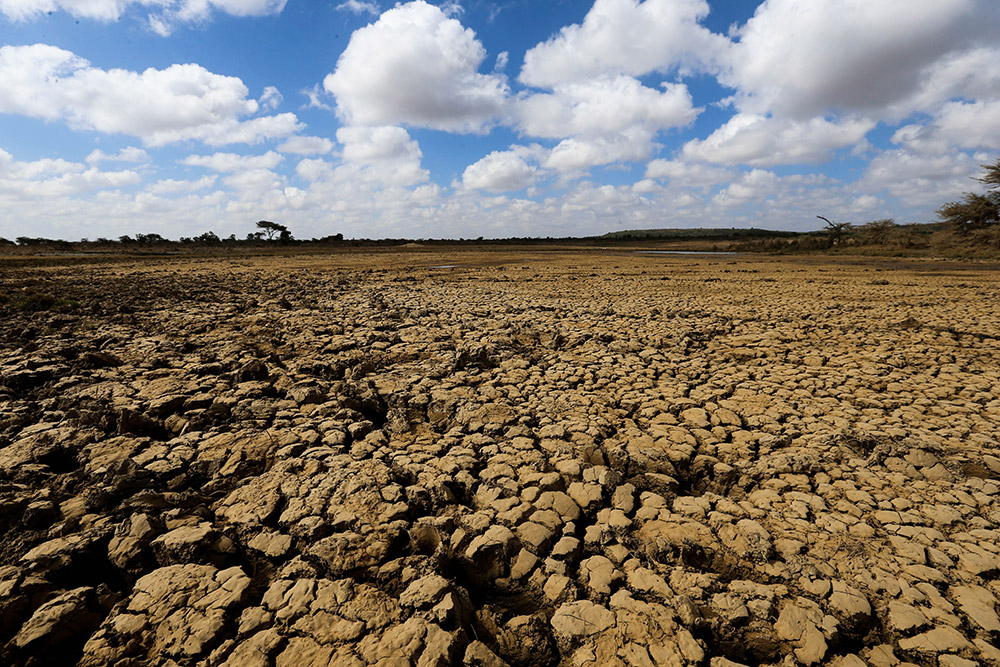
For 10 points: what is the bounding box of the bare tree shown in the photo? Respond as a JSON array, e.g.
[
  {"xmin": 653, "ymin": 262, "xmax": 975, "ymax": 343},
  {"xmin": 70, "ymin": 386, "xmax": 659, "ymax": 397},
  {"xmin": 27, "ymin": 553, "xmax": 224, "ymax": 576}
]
[{"xmin": 817, "ymin": 215, "xmax": 852, "ymax": 245}]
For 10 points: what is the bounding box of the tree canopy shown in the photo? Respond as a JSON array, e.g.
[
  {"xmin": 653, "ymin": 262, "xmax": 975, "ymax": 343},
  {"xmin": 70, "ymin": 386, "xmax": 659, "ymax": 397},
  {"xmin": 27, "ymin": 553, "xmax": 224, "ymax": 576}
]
[
  {"xmin": 937, "ymin": 159, "xmax": 1000, "ymax": 232},
  {"xmin": 255, "ymin": 220, "xmax": 288, "ymax": 241}
]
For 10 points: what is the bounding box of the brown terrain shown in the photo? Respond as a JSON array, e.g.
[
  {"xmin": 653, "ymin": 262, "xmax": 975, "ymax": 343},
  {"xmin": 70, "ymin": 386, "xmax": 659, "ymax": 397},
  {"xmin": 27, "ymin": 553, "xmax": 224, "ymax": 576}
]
[{"xmin": 1, "ymin": 248, "xmax": 999, "ymax": 667}]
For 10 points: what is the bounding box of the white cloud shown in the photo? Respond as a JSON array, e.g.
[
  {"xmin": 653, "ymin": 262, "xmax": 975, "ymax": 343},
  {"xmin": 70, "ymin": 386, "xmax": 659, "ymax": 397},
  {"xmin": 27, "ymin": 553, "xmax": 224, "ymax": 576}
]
[
  {"xmin": 932, "ymin": 100, "xmax": 1000, "ymax": 150},
  {"xmin": 0, "ymin": 44, "xmax": 299, "ymax": 147},
  {"xmin": 889, "ymin": 46, "xmax": 1000, "ymax": 118},
  {"xmin": 515, "ymin": 75, "xmax": 700, "ymax": 172},
  {"xmin": 516, "ymin": 76, "xmax": 698, "ymax": 139},
  {"xmin": 893, "ymin": 100, "xmax": 1000, "ymax": 153},
  {"xmin": 259, "ymin": 86, "xmax": 283, "ymax": 111},
  {"xmin": 289, "ymin": 151, "xmax": 442, "ymax": 234},
  {"xmin": 277, "ymin": 135, "xmax": 335, "ymax": 155},
  {"xmin": 1, "ymin": 0, "xmax": 122, "ymax": 21},
  {"xmin": 631, "ymin": 178, "xmax": 658, "ymax": 194},
  {"xmin": 198, "ymin": 114, "xmax": 302, "ymax": 146},
  {"xmin": 323, "ymin": 0, "xmax": 508, "ymax": 133},
  {"xmin": 337, "ymin": 126, "xmax": 416, "ymax": 163},
  {"xmin": 494, "ymin": 51, "xmax": 509, "ymax": 72},
  {"xmin": 294, "ymin": 158, "xmax": 333, "ymax": 184},
  {"xmin": 182, "ymin": 151, "xmax": 283, "ymax": 172},
  {"xmin": 147, "ymin": 175, "xmax": 218, "ymax": 194},
  {"xmin": 336, "ymin": 0, "xmax": 378, "ymax": 14},
  {"xmin": 861, "ymin": 149, "xmax": 985, "ymax": 206},
  {"xmin": 162, "ymin": 0, "xmax": 288, "ymax": 21},
  {"xmin": 543, "ymin": 133, "xmax": 649, "ymax": 173},
  {"xmin": 519, "ymin": 0, "xmax": 727, "ymax": 88},
  {"xmin": 334, "ymin": 125, "xmax": 428, "ymax": 186},
  {"xmin": 0, "ymin": 148, "xmax": 141, "ymax": 198},
  {"xmin": 682, "ymin": 113, "xmax": 875, "ymax": 166},
  {"xmin": 644, "ymin": 159, "xmax": 734, "ymax": 189},
  {"xmin": 85, "ymin": 146, "xmax": 150, "ymax": 165},
  {"xmin": 300, "ymin": 84, "xmax": 334, "ymax": 110},
  {"xmin": 0, "ymin": 0, "xmax": 287, "ymax": 32},
  {"xmin": 849, "ymin": 195, "xmax": 881, "ymax": 215},
  {"xmin": 0, "ymin": 146, "xmax": 974, "ymax": 243},
  {"xmin": 462, "ymin": 149, "xmax": 536, "ymax": 192},
  {"xmin": 222, "ymin": 167, "xmax": 285, "ymax": 192},
  {"xmin": 725, "ymin": 0, "xmax": 1000, "ymax": 118},
  {"xmin": 712, "ymin": 168, "xmax": 778, "ymax": 207}
]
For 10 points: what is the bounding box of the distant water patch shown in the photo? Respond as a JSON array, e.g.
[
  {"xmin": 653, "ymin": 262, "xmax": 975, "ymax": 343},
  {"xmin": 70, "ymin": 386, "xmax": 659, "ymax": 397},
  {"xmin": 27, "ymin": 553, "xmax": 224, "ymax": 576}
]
[{"xmin": 634, "ymin": 250, "xmax": 738, "ymax": 255}]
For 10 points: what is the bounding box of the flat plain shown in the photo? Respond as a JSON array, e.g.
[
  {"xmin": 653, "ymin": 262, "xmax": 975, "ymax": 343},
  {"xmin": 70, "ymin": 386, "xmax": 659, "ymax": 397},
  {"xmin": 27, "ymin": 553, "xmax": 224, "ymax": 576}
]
[{"xmin": 1, "ymin": 248, "xmax": 999, "ymax": 666}]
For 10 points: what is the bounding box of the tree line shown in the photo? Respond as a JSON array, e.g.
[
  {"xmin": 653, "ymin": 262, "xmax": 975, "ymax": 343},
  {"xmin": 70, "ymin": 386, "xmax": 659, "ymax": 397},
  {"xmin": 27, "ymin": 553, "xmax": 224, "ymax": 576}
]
[{"xmin": 1, "ymin": 221, "xmax": 345, "ymax": 247}]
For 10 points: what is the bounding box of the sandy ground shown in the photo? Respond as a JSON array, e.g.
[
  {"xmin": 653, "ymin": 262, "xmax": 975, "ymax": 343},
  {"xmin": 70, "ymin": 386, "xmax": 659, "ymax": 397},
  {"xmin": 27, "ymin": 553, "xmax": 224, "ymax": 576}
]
[{"xmin": 1, "ymin": 248, "xmax": 999, "ymax": 667}]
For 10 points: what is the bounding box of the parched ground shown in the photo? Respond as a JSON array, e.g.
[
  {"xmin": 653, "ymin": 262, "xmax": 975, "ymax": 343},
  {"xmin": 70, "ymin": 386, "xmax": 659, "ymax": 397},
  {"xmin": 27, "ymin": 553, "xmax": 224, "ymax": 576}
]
[{"xmin": 1, "ymin": 248, "xmax": 999, "ymax": 667}]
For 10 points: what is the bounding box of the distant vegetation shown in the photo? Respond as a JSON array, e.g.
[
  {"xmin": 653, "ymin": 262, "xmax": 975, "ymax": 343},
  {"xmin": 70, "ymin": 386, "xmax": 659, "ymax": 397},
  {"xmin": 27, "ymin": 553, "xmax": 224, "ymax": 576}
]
[
  {"xmin": 738, "ymin": 158, "xmax": 1000, "ymax": 256},
  {"xmin": 600, "ymin": 227, "xmax": 798, "ymax": 241},
  {"xmin": 729, "ymin": 220, "xmax": 949, "ymax": 254},
  {"xmin": 936, "ymin": 158, "xmax": 1000, "ymax": 243},
  {"xmin": 0, "ymin": 221, "xmax": 337, "ymax": 254}
]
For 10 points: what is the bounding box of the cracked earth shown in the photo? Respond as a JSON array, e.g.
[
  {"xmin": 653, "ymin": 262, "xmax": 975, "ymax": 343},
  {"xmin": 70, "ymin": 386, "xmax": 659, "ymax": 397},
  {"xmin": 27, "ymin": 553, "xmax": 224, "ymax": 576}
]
[{"xmin": 1, "ymin": 249, "xmax": 999, "ymax": 667}]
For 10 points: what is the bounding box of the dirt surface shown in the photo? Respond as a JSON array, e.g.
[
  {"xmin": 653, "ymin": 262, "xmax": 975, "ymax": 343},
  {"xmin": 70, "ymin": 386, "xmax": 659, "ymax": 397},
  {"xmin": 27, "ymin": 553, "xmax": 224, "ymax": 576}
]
[{"xmin": 1, "ymin": 248, "xmax": 999, "ymax": 667}]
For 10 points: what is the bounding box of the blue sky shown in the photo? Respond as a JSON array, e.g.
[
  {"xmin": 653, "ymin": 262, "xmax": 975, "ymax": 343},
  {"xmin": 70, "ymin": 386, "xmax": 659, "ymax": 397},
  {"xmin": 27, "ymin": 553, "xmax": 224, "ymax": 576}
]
[{"xmin": 0, "ymin": 0, "xmax": 998, "ymax": 240}]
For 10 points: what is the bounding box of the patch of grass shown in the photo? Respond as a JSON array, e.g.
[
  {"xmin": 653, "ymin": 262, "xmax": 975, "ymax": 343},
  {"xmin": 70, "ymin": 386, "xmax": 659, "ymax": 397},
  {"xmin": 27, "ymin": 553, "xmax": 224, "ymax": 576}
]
[{"xmin": 6, "ymin": 291, "xmax": 80, "ymax": 312}]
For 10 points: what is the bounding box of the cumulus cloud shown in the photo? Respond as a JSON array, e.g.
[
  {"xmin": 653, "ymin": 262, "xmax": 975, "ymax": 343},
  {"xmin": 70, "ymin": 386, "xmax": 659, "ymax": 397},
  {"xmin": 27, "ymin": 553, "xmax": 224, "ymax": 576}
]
[
  {"xmin": 337, "ymin": 126, "xmax": 418, "ymax": 164},
  {"xmin": 682, "ymin": 113, "xmax": 875, "ymax": 166},
  {"xmin": 494, "ymin": 51, "xmax": 509, "ymax": 72},
  {"xmin": 725, "ymin": 0, "xmax": 1000, "ymax": 119},
  {"xmin": 519, "ymin": 0, "xmax": 727, "ymax": 88},
  {"xmin": 644, "ymin": 159, "xmax": 734, "ymax": 189},
  {"xmin": 85, "ymin": 146, "xmax": 150, "ymax": 165},
  {"xmin": 221, "ymin": 167, "xmax": 285, "ymax": 192},
  {"xmin": 0, "ymin": 44, "xmax": 300, "ymax": 147},
  {"xmin": 514, "ymin": 76, "xmax": 699, "ymax": 172},
  {"xmin": 180, "ymin": 151, "xmax": 288, "ymax": 195},
  {"xmin": 334, "ymin": 125, "xmax": 428, "ymax": 186},
  {"xmin": 336, "ymin": 0, "xmax": 378, "ymax": 14},
  {"xmin": 889, "ymin": 46, "xmax": 1000, "ymax": 118},
  {"xmin": 462, "ymin": 149, "xmax": 537, "ymax": 192},
  {"xmin": 0, "ymin": 148, "xmax": 141, "ymax": 197},
  {"xmin": 259, "ymin": 86, "xmax": 283, "ymax": 111},
  {"xmin": 182, "ymin": 151, "xmax": 283, "ymax": 172},
  {"xmin": 861, "ymin": 149, "xmax": 985, "ymax": 205},
  {"xmin": 543, "ymin": 133, "xmax": 651, "ymax": 173},
  {"xmin": 711, "ymin": 168, "xmax": 778, "ymax": 207},
  {"xmin": 277, "ymin": 135, "xmax": 335, "ymax": 155},
  {"xmin": 892, "ymin": 100, "xmax": 1000, "ymax": 153},
  {"xmin": 0, "ymin": 0, "xmax": 287, "ymax": 33},
  {"xmin": 323, "ymin": 0, "xmax": 508, "ymax": 133},
  {"xmin": 146, "ymin": 175, "xmax": 218, "ymax": 194},
  {"xmin": 516, "ymin": 76, "xmax": 698, "ymax": 139},
  {"xmin": 932, "ymin": 99, "xmax": 1000, "ymax": 150},
  {"xmin": 200, "ymin": 114, "xmax": 302, "ymax": 146},
  {"xmin": 300, "ymin": 84, "xmax": 334, "ymax": 111}
]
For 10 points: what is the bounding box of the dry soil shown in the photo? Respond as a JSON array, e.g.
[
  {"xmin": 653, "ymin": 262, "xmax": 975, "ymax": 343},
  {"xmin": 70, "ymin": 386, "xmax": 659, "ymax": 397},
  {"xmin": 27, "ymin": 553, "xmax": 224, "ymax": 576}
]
[{"xmin": 1, "ymin": 248, "xmax": 999, "ymax": 667}]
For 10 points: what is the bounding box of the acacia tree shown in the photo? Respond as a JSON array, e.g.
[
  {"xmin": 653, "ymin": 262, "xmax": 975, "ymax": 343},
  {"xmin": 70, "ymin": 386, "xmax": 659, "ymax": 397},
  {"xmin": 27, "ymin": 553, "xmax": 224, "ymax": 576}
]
[
  {"xmin": 817, "ymin": 215, "xmax": 852, "ymax": 245},
  {"xmin": 859, "ymin": 218, "xmax": 897, "ymax": 245},
  {"xmin": 255, "ymin": 220, "xmax": 288, "ymax": 241},
  {"xmin": 937, "ymin": 159, "xmax": 1000, "ymax": 233}
]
